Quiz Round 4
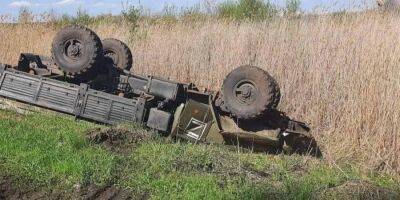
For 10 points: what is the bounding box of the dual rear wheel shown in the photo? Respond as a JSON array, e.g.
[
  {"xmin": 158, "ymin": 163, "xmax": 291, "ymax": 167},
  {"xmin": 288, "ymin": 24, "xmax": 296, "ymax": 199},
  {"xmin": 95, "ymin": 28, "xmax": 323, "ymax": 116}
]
[
  {"xmin": 52, "ymin": 25, "xmax": 281, "ymax": 119},
  {"xmin": 52, "ymin": 25, "xmax": 133, "ymax": 78}
]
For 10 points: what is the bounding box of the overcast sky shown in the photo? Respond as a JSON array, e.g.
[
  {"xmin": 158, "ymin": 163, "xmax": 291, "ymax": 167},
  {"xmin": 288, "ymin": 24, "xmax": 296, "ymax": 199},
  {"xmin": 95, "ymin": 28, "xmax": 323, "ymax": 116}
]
[{"xmin": 0, "ymin": 0, "xmax": 376, "ymax": 17}]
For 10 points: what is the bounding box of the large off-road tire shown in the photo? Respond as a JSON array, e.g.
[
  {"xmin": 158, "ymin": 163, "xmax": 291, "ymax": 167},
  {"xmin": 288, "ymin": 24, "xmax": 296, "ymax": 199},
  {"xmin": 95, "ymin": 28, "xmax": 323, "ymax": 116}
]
[
  {"xmin": 222, "ymin": 66, "xmax": 281, "ymax": 120},
  {"xmin": 51, "ymin": 25, "xmax": 103, "ymax": 76},
  {"xmin": 102, "ymin": 38, "xmax": 133, "ymax": 71}
]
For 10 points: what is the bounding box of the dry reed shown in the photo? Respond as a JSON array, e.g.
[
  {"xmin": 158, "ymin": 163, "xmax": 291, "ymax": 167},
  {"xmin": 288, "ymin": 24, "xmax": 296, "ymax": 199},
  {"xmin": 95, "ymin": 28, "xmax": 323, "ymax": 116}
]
[{"xmin": 1, "ymin": 10, "xmax": 400, "ymax": 175}]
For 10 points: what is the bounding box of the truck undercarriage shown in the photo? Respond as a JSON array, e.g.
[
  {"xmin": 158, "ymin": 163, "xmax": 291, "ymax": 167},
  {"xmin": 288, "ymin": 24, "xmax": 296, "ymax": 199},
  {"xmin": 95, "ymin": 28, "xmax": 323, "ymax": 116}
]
[{"xmin": 0, "ymin": 25, "xmax": 320, "ymax": 155}]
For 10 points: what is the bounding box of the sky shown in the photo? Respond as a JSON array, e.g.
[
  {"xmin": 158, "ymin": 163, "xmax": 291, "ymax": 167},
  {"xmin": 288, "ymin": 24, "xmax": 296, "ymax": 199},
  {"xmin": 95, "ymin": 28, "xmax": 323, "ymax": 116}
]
[{"xmin": 0, "ymin": 0, "xmax": 377, "ymax": 17}]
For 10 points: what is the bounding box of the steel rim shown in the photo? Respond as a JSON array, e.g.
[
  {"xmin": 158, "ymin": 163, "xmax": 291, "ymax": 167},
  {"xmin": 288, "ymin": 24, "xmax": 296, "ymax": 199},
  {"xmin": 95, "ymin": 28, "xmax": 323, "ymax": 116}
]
[
  {"xmin": 104, "ymin": 50, "xmax": 119, "ymax": 66},
  {"xmin": 63, "ymin": 39, "xmax": 83, "ymax": 61},
  {"xmin": 234, "ymin": 80, "xmax": 258, "ymax": 105}
]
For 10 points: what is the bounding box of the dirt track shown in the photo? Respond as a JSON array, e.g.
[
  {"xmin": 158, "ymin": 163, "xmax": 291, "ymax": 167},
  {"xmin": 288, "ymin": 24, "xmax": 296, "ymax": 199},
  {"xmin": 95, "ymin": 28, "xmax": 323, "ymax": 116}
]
[
  {"xmin": 86, "ymin": 127, "xmax": 152, "ymax": 154},
  {"xmin": 0, "ymin": 175, "xmax": 134, "ymax": 200}
]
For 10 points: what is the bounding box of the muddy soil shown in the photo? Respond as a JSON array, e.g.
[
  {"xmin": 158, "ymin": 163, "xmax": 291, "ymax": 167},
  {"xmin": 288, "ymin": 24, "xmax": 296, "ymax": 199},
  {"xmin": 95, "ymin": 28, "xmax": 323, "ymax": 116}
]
[
  {"xmin": 86, "ymin": 127, "xmax": 152, "ymax": 154},
  {"xmin": 314, "ymin": 180, "xmax": 400, "ymax": 200},
  {"xmin": 0, "ymin": 176, "xmax": 134, "ymax": 200},
  {"xmin": 74, "ymin": 184, "xmax": 133, "ymax": 200}
]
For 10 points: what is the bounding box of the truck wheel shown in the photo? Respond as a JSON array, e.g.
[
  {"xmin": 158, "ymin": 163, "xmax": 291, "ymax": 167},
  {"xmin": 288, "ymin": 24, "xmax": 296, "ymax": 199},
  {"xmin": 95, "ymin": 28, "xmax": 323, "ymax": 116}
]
[
  {"xmin": 102, "ymin": 38, "xmax": 133, "ymax": 71},
  {"xmin": 222, "ymin": 66, "xmax": 281, "ymax": 120},
  {"xmin": 52, "ymin": 25, "xmax": 103, "ymax": 75}
]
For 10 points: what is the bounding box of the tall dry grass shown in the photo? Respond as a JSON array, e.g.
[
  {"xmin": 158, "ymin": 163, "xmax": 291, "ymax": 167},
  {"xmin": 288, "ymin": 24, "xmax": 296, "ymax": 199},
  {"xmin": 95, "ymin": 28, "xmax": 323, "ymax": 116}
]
[{"xmin": 1, "ymin": 11, "xmax": 400, "ymax": 175}]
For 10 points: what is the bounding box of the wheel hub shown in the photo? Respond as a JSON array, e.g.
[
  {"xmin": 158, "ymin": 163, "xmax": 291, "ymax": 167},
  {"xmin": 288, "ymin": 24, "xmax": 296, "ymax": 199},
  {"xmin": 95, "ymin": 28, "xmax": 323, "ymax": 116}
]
[
  {"xmin": 104, "ymin": 50, "xmax": 119, "ymax": 65},
  {"xmin": 234, "ymin": 81, "xmax": 258, "ymax": 105},
  {"xmin": 65, "ymin": 39, "xmax": 83, "ymax": 60}
]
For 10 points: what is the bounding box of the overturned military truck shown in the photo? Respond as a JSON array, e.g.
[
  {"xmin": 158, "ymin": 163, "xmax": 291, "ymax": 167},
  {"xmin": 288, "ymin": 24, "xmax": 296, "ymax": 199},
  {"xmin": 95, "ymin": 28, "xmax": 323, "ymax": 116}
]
[{"xmin": 0, "ymin": 25, "xmax": 319, "ymax": 155}]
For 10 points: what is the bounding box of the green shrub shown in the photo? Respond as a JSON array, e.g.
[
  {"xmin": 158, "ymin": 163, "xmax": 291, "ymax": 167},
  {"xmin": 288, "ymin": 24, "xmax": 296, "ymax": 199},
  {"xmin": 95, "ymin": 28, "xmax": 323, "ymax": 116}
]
[
  {"xmin": 181, "ymin": 4, "xmax": 209, "ymax": 22},
  {"xmin": 285, "ymin": 0, "xmax": 301, "ymax": 16},
  {"xmin": 55, "ymin": 10, "xmax": 115, "ymax": 27},
  {"xmin": 73, "ymin": 9, "xmax": 92, "ymax": 25},
  {"xmin": 218, "ymin": 0, "xmax": 278, "ymax": 21},
  {"xmin": 18, "ymin": 8, "xmax": 34, "ymax": 23},
  {"xmin": 122, "ymin": 5, "xmax": 141, "ymax": 42},
  {"xmin": 122, "ymin": 5, "xmax": 141, "ymax": 26}
]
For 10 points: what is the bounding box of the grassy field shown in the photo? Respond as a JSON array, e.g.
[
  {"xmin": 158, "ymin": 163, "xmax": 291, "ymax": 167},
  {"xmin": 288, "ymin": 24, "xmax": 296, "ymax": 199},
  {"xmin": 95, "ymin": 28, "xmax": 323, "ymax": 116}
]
[
  {"xmin": 0, "ymin": 107, "xmax": 399, "ymax": 199},
  {"xmin": 1, "ymin": 9, "xmax": 400, "ymax": 176},
  {"xmin": 1, "ymin": 0, "xmax": 400, "ymax": 197}
]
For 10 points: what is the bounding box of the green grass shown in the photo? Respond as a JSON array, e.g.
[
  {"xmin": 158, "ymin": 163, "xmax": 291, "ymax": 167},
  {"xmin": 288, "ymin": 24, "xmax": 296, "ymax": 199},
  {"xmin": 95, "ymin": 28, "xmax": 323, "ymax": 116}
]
[
  {"xmin": 0, "ymin": 109, "xmax": 399, "ymax": 199},
  {"xmin": 0, "ymin": 109, "xmax": 114, "ymax": 187}
]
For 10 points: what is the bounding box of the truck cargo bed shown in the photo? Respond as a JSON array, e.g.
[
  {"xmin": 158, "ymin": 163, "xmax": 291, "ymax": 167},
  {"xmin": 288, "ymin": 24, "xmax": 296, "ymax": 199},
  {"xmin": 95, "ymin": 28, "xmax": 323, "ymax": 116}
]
[{"xmin": 0, "ymin": 65, "xmax": 145, "ymax": 125}]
